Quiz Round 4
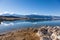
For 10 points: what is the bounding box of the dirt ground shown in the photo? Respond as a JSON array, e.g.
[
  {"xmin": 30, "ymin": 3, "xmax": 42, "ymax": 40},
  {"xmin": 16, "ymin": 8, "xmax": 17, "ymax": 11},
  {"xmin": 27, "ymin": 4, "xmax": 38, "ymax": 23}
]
[
  {"xmin": 0, "ymin": 26, "xmax": 60, "ymax": 40},
  {"xmin": 0, "ymin": 28, "xmax": 40, "ymax": 40}
]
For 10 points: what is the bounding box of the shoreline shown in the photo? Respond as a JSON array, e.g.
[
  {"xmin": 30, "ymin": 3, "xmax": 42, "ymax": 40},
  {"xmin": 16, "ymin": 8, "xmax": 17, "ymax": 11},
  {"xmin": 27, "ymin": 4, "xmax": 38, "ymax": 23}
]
[{"xmin": 0, "ymin": 26, "xmax": 60, "ymax": 40}]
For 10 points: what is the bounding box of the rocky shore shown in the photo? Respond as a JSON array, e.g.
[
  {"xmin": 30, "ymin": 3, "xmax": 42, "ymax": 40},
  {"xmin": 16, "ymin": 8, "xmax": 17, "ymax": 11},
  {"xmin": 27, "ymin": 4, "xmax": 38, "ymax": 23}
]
[{"xmin": 0, "ymin": 26, "xmax": 60, "ymax": 40}]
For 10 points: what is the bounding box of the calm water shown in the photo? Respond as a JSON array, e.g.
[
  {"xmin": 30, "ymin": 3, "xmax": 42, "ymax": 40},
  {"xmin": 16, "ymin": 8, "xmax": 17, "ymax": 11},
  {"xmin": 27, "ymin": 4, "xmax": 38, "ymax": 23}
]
[{"xmin": 0, "ymin": 20, "xmax": 60, "ymax": 33}]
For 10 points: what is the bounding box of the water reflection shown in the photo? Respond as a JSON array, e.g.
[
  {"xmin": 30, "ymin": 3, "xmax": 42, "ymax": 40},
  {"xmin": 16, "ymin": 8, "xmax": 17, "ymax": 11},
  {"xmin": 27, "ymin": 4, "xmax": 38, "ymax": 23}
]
[
  {"xmin": 0, "ymin": 22, "xmax": 14, "ymax": 26},
  {"xmin": 0, "ymin": 20, "xmax": 3, "ymax": 24},
  {"xmin": 25, "ymin": 19, "xmax": 52, "ymax": 22},
  {"xmin": 0, "ymin": 20, "xmax": 60, "ymax": 33}
]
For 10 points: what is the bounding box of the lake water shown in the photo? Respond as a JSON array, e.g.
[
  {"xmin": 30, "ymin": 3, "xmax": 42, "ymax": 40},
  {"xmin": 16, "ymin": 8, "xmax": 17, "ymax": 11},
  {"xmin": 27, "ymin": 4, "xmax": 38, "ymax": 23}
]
[{"xmin": 0, "ymin": 20, "xmax": 60, "ymax": 33}]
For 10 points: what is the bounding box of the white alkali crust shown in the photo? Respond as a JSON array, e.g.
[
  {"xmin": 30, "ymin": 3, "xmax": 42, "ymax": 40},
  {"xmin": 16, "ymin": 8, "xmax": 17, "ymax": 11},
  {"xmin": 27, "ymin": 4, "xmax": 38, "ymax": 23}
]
[{"xmin": 36, "ymin": 26, "xmax": 60, "ymax": 40}]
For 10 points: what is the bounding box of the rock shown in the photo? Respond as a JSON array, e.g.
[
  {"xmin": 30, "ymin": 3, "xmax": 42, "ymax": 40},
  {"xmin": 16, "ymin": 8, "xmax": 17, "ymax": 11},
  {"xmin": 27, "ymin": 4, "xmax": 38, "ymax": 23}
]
[
  {"xmin": 37, "ymin": 27, "xmax": 49, "ymax": 37},
  {"xmin": 51, "ymin": 30, "xmax": 60, "ymax": 40},
  {"xmin": 40, "ymin": 37, "xmax": 52, "ymax": 40}
]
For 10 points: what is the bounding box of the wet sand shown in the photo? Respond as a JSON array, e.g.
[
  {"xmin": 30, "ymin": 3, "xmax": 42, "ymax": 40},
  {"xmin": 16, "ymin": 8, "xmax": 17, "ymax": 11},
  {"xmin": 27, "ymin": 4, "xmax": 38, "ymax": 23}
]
[{"xmin": 0, "ymin": 26, "xmax": 60, "ymax": 40}]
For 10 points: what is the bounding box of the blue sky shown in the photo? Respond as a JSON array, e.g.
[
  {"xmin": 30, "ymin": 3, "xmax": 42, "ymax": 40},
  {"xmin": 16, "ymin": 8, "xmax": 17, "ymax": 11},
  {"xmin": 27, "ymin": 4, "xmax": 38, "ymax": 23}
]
[{"xmin": 0, "ymin": 0, "xmax": 60, "ymax": 16}]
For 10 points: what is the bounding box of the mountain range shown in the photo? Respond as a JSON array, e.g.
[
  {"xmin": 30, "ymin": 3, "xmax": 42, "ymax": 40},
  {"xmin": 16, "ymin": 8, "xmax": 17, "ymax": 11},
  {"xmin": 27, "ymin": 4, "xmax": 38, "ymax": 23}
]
[{"xmin": 0, "ymin": 13, "xmax": 60, "ymax": 20}]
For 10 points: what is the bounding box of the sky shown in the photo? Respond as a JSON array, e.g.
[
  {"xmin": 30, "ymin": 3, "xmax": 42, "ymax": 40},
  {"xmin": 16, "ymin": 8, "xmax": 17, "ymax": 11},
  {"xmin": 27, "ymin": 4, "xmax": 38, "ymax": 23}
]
[{"xmin": 0, "ymin": 0, "xmax": 60, "ymax": 16}]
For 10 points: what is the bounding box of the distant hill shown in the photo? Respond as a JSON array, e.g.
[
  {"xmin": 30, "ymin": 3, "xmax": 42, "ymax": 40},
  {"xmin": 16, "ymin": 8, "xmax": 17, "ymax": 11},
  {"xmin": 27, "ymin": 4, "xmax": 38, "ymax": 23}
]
[
  {"xmin": 23, "ymin": 15, "xmax": 52, "ymax": 19},
  {"xmin": 0, "ymin": 16, "xmax": 20, "ymax": 21},
  {"xmin": 20, "ymin": 14, "xmax": 60, "ymax": 20},
  {"xmin": 0, "ymin": 16, "xmax": 19, "ymax": 18},
  {"xmin": 0, "ymin": 14, "xmax": 60, "ymax": 20}
]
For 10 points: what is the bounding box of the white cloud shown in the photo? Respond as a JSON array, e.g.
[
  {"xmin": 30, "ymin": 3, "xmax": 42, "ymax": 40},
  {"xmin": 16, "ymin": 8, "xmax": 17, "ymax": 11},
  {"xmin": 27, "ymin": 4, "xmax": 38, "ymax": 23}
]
[
  {"xmin": 0, "ymin": 11, "xmax": 15, "ymax": 15},
  {"xmin": 31, "ymin": 12, "xmax": 38, "ymax": 15},
  {"xmin": 0, "ymin": 12, "xmax": 3, "ymax": 15},
  {"xmin": 4, "ymin": 11, "xmax": 14, "ymax": 14}
]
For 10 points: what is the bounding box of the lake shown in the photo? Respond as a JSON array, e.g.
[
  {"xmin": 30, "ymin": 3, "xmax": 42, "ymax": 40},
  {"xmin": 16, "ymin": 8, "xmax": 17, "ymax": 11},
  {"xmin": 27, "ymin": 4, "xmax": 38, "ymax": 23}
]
[{"xmin": 0, "ymin": 20, "xmax": 60, "ymax": 33}]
